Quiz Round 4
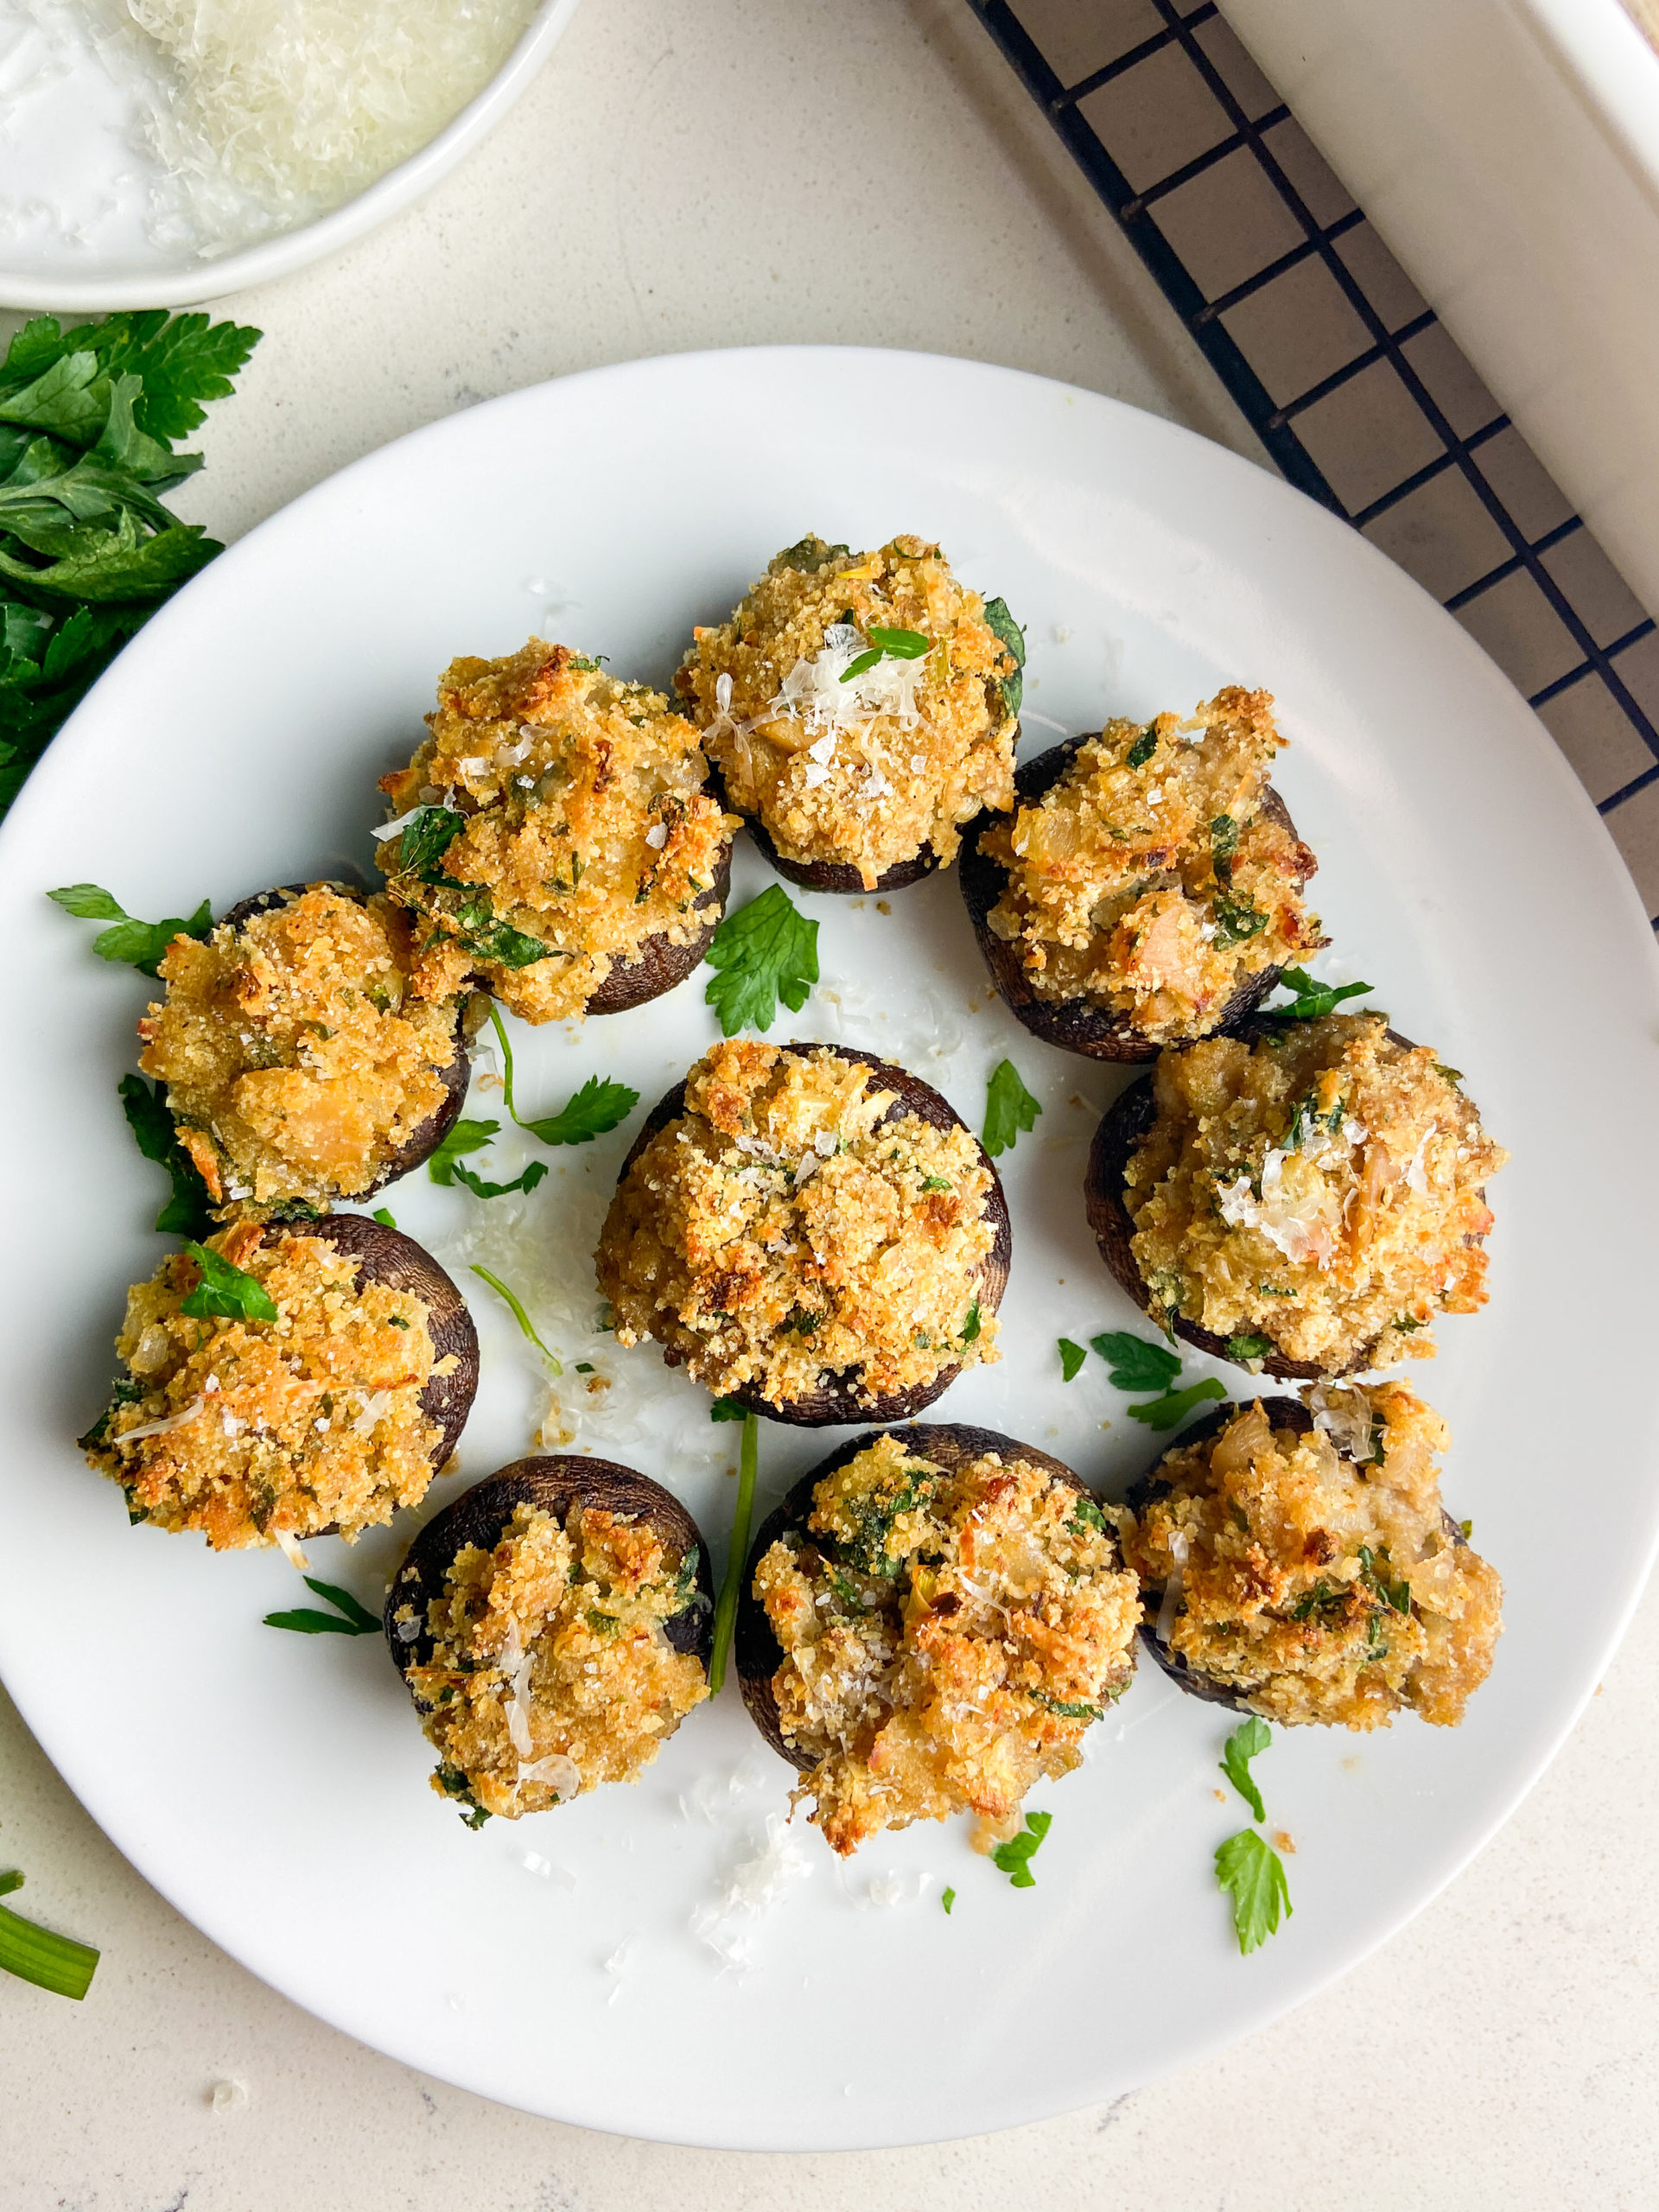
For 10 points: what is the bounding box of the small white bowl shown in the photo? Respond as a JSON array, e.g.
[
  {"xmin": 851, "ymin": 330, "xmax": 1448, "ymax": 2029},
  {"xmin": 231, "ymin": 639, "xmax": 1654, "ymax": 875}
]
[{"xmin": 0, "ymin": 0, "xmax": 582, "ymax": 312}]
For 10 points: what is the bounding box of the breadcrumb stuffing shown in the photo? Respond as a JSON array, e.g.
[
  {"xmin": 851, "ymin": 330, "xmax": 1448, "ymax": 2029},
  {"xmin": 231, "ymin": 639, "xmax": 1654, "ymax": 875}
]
[
  {"xmin": 82, "ymin": 1224, "xmax": 442, "ymax": 1549},
  {"xmin": 1126, "ymin": 1013, "xmax": 1507, "ymax": 1372},
  {"xmin": 380, "ymin": 639, "xmax": 735, "ymax": 1023},
  {"xmin": 596, "ymin": 1042, "xmax": 1000, "ymax": 1409},
  {"xmin": 1117, "ymin": 1388, "xmax": 1502, "ymax": 1728},
  {"xmin": 755, "ymin": 1436, "xmax": 1140, "ymax": 1853},
  {"xmin": 137, "ymin": 884, "xmax": 462, "ymax": 1212},
  {"xmin": 677, "ymin": 535, "xmax": 1018, "ymax": 888},
  {"xmin": 982, "ymin": 688, "xmax": 1323, "ymax": 1040},
  {"xmin": 404, "ymin": 1501, "xmax": 707, "ymax": 1818}
]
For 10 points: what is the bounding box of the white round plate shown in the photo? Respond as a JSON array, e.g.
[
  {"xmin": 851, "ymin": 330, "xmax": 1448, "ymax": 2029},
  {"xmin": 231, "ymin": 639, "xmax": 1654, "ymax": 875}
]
[
  {"xmin": 1, "ymin": 348, "xmax": 1656, "ymax": 2151},
  {"xmin": 0, "ymin": 0, "xmax": 580, "ymax": 312}
]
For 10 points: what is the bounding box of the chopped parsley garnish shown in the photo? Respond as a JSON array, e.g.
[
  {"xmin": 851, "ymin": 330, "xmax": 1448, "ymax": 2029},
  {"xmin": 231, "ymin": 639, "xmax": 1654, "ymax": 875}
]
[
  {"xmin": 265, "ymin": 1575, "xmax": 380, "ymax": 1637},
  {"xmin": 840, "ymin": 623, "xmax": 931, "ymax": 679},
  {"xmin": 469, "ymin": 1264, "xmax": 563, "ymax": 1375},
  {"xmin": 118, "ymin": 1072, "xmax": 213, "ymax": 1238},
  {"xmin": 778, "ymin": 536, "xmax": 849, "ymax": 574},
  {"xmin": 1434, "ymin": 1063, "xmax": 1463, "ymax": 1083},
  {"xmin": 47, "ymin": 881, "xmax": 212, "ymax": 976},
  {"xmin": 1209, "ymin": 812, "xmax": 1239, "ymax": 880},
  {"xmin": 960, "ymin": 1301, "xmax": 982, "ymax": 1345},
  {"xmin": 0, "ymin": 1872, "xmax": 99, "ymax": 2000},
  {"xmin": 703, "ymin": 883, "xmax": 819, "ymax": 1036},
  {"xmin": 1219, "ymin": 1716, "xmax": 1271, "ymax": 1822},
  {"xmin": 991, "ymin": 1809, "xmax": 1052, "ymax": 1889},
  {"xmin": 1211, "ymin": 892, "xmax": 1268, "ymax": 947},
  {"xmin": 435, "ymin": 1764, "xmax": 491, "ymax": 1828},
  {"xmin": 920, "ymin": 1174, "xmax": 954, "ymax": 1192},
  {"xmin": 487, "ymin": 1007, "xmax": 639, "ymax": 1146},
  {"xmin": 941, "ymin": 1885, "xmax": 956, "ymax": 1915},
  {"xmin": 1058, "ymin": 1337, "xmax": 1087, "ymax": 1382},
  {"xmin": 1127, "ymin": 723, "xmax": 1158, "ymax": 768},
  {"xmin": 982, "ymin": 1058, "xmax": 1041, "ymax": 1157},
  {"xmin": 1358, "ymin": 1544, "xmax": 1412, "ymax": 1615},
  {"xmin": 371, "ymin": 1207, "xmax": 397, "ymax": 1228},
  {"xmin": 1215, "ymin": 1827, "xmax": 1292, "ymax": 1954},
  {"xmin": 709, "ymin": 1395, "xmax": 749, "ymax": 1421},
  {"xmin": 982, "ymin": 596, "xmax": 1025, "ymax": 716},
  {"xmin": 1070, "ymin": 1496, "xmax": 1109, "ymax": 1536},
  {"xmin": 447, "ymin": 1158, "xmax": 548, "ymax": 1202},
  {"xmin": 394, "ymin": 804, "xmax": 465, "ymax": 880},
  {"xmin": 427, "ymin": 1117, "xmax": 502, "ymax": 1186},
  {"xmin": 1029, "ymin": 1692, "xmax": 1104, "ymax": 1719},
  {"xmin": 1225, "ymin": 1333, "xmax": 1273, "ymax": 1363},
  {"xmin": 1126, "ymin": 1377, "xmax": 1228, "ymax": 1430},
  {"xmin": 1264, "ymin": 965, "xmax": 1375, "ymax": 1022},
  {"xmin": 709, "ymin": 1411, "xmax": 760, "ymax": 1694},
  {"xmin": 179, "ymin": 1242, "xmax": 277, "ymax": 1324},
  {"xmin": 1089, "ymin": 1331, "xmax": 1181, "ymax": 1394},
  {"xmin": 446, "ymin": 899, "xmax": 550, "ymax": 969},
  {"xmin": 1459, "ymin": 1518, "xmax": 1473, "ymax": 1541}
]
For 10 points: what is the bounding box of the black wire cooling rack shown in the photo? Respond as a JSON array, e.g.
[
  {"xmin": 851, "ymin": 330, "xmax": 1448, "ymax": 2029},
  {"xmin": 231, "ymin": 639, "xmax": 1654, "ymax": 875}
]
[{"xmin": 966, "ymin": 0, "xmax": 1659, "ymax": 928}]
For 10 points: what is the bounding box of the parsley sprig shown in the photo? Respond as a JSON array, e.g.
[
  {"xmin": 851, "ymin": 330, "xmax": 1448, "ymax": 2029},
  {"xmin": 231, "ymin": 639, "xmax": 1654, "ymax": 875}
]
[
  {"xmin": 703, "ymin": 884, "xmax": 819, "ymax": 1036},
  {"xmin": 469, "ymin": 1265, "xmax": 563, "ymax": 1375},
  {"xmin": 180, "ymin": 1242, "xmax": 277, "ymax": 1324},
  {"xmin": 1219, "ymin": 1716, "xmax": 1271, "ymax": 1823},
  {"xmin": 1126, "ymin": 1377, "xmax": 1227, "ymax": 1430},
  {"xmin": 487, "ymin": 1007, "xmax": 638, "ymax": 1146},
  {"xmin": 0, "ymin": 1872, "xmax": 99, "ymax": 2000},
  {"xmin": 982, "ymin": 1058, "xmax": 1041, "ymax": 1157},
  {"xmin": 1215, "ymin": 1828, "xmax": 1292, "ymax": 1955},
  {"xmin": 1264, "ymin": 966, "xmax": 1374, "ymax": 1021},
  {"xmin": 708, "ymin": 1410, "xmax": 760, "ymax": 1694},
  {"xmin": 118, "ymin": 1073, "xmax": 213, "ymax": 1237},
  {"xmin": 265, "ymin": 1575, "xmax": 380, "ymax": 1637},
  {"xmin": 1072, "ymin": 1329, "xmax": 1228, "ymax": 1429},
  {"xmin": 47, "ymin": 882, "xmax": 212, "ymax": 976},
  {"xmin": 991, "ymin": 1809, "xmax": 1052, "ymax": 1888},
  {"xmin": 839, "ymin": 623, "xmax": 931, "ymax": 680}
]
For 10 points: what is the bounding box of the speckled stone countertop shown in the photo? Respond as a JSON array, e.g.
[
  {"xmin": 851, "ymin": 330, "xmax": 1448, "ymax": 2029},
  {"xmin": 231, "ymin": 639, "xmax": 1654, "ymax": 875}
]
[{"xmin": 3, "ymin": 3, "xmax": 1654, "ymax": 2204}]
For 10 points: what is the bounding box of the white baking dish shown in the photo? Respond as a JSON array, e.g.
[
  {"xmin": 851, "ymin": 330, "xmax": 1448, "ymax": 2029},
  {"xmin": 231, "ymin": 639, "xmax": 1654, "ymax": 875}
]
[{"xmin": 1222, "ymin": 0, "xmax": 1659, "ymax": 621}]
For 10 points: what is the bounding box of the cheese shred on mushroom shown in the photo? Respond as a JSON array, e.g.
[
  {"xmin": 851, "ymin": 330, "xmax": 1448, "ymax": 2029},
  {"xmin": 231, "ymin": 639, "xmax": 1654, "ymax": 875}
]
[
  {"xmin": 400, "ymin": 1501, "xmax": 707, "ymax": 1819},
  {"xmin": 755, "ymin": 1437, "xmax": 1140, "ymax": 1853}
]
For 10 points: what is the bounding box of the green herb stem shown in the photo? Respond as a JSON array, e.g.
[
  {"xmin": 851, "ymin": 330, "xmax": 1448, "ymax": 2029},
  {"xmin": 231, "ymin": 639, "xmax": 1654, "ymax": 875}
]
[
  {"xmin": 470, "ymin": 1265, "xmax": 563, "ymax": 1375},
  {"xmin": 708, "ymin": 1411, "xmax": 759, "ymax": 1694},
  {"xmin": 0, "ymin": 1875, "xmax": 99, "ymax": 1999}
]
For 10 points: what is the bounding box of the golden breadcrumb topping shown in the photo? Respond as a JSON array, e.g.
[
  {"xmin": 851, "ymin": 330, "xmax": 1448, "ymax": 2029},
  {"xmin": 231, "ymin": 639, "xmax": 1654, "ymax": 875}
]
[
  {"xmin": 402, "ymin": 1500, "xmax": 707, "ymax": 1818},
  {"xmin": 754, "ymin": 1435, "xmax": 1140, "ymax": 1853},
  {"xmin": 677, "ymin": 535, "xmax": 1019, "ymax": 887},
  {"xmin": 1126, "ymin": 1013, "xmax": 1506, "ymax": 1372},
  {"xmin": 83, "ymin": 1224, "xmax": 442, "ymax": 1549},
  {"xmin": 379, "ymin": 639, "xmax": 735, "ymax": 1023},
  {"xmin": 982, "ymin": 688, "xmax": 1323, "ymax": 1040},
  {"xmin": 596, "ymin": 1041, "xmax": 999, "ymax": 1409},
  {"xmin": 1116, "ymin": 1388, "xmax": 1503, "ymax": 1728},
  {"xmin": 137, "ymin": 884, "xmax": 462, "ymax": 1212}
]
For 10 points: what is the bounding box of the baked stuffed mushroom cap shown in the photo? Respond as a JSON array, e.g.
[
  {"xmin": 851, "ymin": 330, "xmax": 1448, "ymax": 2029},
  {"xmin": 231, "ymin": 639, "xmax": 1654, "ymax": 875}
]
[
  {"xmin": 595, "ymin": 1040, "xmax": 1011, "ymax": 1424},
  {"xmin": 385, "ymin": 1457, "xmax": 713, "ymax": 1824},
  {"xmin": 675, "ymin": 534, "xmax": 1021, "ymax": 893},
  {"xmin": 959, "ymin": 691, "xmax": 1324, "ymax": 1061},
  {"xmin": 81, "ymin": 1214, "xmax": 478, "ymax": 1550},
  {"xmin": 377, "ymin": 639, "xmax": 737, "ymax": 1024},
  {"xmin": 136, "ymin": 881, "xmax": 472, "ymax": 1215},
  {"xmin": 1085, "ymin": 1011, "xmax": 1507, "ymax": 1379},
  {"xmin": 735, "ymin": 1423, "xmax": 1140, "ymax": 1854},
  {"xmin": 1117, "ymin": 1388, "xmax": 1503, "ymax": 1728}
]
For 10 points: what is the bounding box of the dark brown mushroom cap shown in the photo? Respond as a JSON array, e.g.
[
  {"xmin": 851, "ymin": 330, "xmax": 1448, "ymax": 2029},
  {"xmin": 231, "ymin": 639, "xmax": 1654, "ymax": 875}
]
[
  {"xmin": 383, "ymin": 1456, "xmax": 715, "ymax": 1682},
  {"xmin": 608, "ymin": 1043, "xmax": 1012, "ymax": 1426},
  {"xmin": 703, "ymin": 761, "xmax": 940, "ymax": 893},
  {"xmin": 1083, "ymin": 1018, "xmax": 1457, "ymax": 1382},
  {"xmin": 215, "ymin": 881, "xmax": 472, "ymax": 1198},
  {"xmin": 957, "ymin": 738, "xmax": 1305, "ymax": 1063},
  {"xmin": 734, "ymin": 1422, "xmax": 1105, "ymax": 1767},
  {"xmin": 584, "ymin": 839, "xmax": 734, "ymax": 1013},
  {"xmin": 1124, "ymin": 1395, "xmax": 1471, "ymax": 1712},
  {"xmin": 274, "ymin": 1212, "xmax": 480, "ymax": 1473}
]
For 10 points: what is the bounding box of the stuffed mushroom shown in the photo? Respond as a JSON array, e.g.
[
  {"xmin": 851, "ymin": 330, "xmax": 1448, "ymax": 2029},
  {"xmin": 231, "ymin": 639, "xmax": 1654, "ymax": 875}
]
[
  {"xmin": 1085, "ymin": 1011, "xmax": 1506, "ymax": 1378},
  {"xmin": 378, "ymin": 639, "xmax": 736, "ymax": 1023},
  {"xmin": 959, "ymin": 689, "xmax": 1323, "ymax": 1059},
  {"xmin": 736, "ymin": 1424, "xmax": 1140, "ymax": 1854},
  {"xmin": 1116, "ymin": 1388, "xmax": 1502, "ymax": 1728},
  {"xmin": 81, "ymin": 1215, "xmax": 478, "ymax": 1550},
  {"xmin": 385, "ymin": 1458, "xmax": 713, "ymax": 1823},
  {"xmin": 675, "ymin": 534, "xmax": 1021, "ymax": 892},
  {"xmin": 595, "ymin": 1040, "xmax": 1010, "ymax": 1423},
  {"xmin": 136, "ymin": 881, "xmax": 473, "ymax": 1214}
]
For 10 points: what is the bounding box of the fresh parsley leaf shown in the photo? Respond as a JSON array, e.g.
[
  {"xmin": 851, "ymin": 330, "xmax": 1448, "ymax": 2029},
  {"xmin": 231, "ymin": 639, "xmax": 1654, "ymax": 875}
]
[
  {"xmin": 1210, "ymin": 812, "xmax": 1239, "ymax": 880},
  {"xmin": 1030, "ymin": 1692, "xmax": 1104, "ymax": 1719},
  {"xmin": 0, "ymin": 1872, "xmax": 99, "ymax": 2001},
  {"xmin": 575, "ymin": 1361, "xmax": 594, "ymax": 1374},
  {"xmin": 394, "ymin": 804, "xmax": 464, "ymax": 880},
  {"xmin": 1070, "ymin": 1496, "xmax": 1109, "ymax": 1535},
  {"xmin": 1058, "ymin": 1337, "xmax": 1087, "ymax": 1382},
  {"xmin": 427, "ymin": 1117, "xmax": 499, "ymax": 1185},
  {"xmin": 48, "ymin": 881, "xmax": 211, "ymax": 976},
  {"xmin": 371, "ymin": 1207, "xmax": 397, "ymax": 1228},
  {"xmin": 990, "ymin": 1809, "xmax": 1052, "ymax": 1889},
  {"xmin": 180, "ymin": 1242, "xmax": 278, "ymax": 1325},
  {"xmin": 434, "ymin": 1764, "xmax": 492, "ymax": 1828},
  {"xmin": 981, "ymin": 595, "xmax": 1025, "ymax": 716},
  {"xmin": 960, "ymin": 1300, "xmax": 982, "ymax": 1345},
  {"xmin": 941, "ymin": 1886, "xmax": 956, "ymax": 1915},
  {"xmin": 1089, "ymin": 1331, "xmax": 1181, "ymax": 1394},
  {"xmin": 118, "ymin": 1073, "xmax": 213, "ymax": 1237},
  {"xmin": 982, "ymin": 1058, "xmax": 1040, "ymax": 1157},
  {"xmin": 1225, "ymin": 1333, "xmax": 1273, "ymax": 1363},
  {"xmin": 1219, "ymin": 1717, "xmax": 1271, "ymax": 1822},
  {"xmin": 522, "ymin": 1074, "xmax": 639, "ymax": 1147},
  {"xmin": 1127, "ymin": 1377, "xmax": 1228, "ymax": 1430},
  {"xmin": 703, "ymin": 883, "xmax": 819, "ymax": 1036},
  {"xmin": 709, "ymin": 1412, "xmax": 760, "ymax": 1694},
  {"xmin": 265, "ymin": 1575, "xmax": 380, "ymax": 1637},
  {"xmin": 469, "ymin": 1265, "xmax": 562, "ymax": 1374},
  {"xmin": 1211, "ymin": 892, "xmax": 1268, "ymax": 948},
  {"xmin": 866, "ymin": 624, "xmax": 931, "ymax": 658},
  {"xmin": 448, "ymin": 905, "xmax": 550, "ymax": 969},
  {"xmin": 710, "ymin": 1395, "xmax": 750, "ymax": 1421},
  {"xmin": 1127, "ymin": 723, "xmax": 1158, "ymax": 768},
  {"xmin": 1264, "ymin": 966, "xmax": 1375, "ymax": 1022},
  {"xmin": 777, "ymin": 536, "xmax": 849, "ymax": 574},
  {"xmin": 447, "ymin": 1158, "xmax": 549, "ymax": 1202},
  {"xmin": 1215, "ymin": 1827, "xmax": 1292, "ymax": 1955}
]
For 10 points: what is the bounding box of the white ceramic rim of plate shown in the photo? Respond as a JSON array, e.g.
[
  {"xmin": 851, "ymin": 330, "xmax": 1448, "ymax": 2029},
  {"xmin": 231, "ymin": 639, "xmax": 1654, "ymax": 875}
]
[{"xmin": 0, "ymin": 0, "xmax": 582, "ymax": 313}]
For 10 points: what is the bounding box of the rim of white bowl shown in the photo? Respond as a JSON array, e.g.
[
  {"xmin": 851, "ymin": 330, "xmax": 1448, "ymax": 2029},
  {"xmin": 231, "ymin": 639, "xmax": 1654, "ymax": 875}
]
[{"xmin": 0, "ymin": 0, "xmax": 582, "ymax": 314}]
